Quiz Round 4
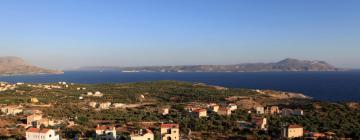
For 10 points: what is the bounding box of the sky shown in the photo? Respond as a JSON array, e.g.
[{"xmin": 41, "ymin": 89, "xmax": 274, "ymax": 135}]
[{"xmin": 0, "ymin": 0, "xmax": 359, "ymax": 70}]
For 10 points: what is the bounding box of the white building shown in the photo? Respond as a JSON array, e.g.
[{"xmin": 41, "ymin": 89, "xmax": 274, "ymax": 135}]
[
  {"xmin": 207, "ymin": 103, "xmax": 219, "ymax": 112},
  {"xmin": 256, "ymin": 106, "xmax": 265, "ymax": 114},
  {"xmin": 99, "ymin": 102, "xmax": 111, "ymax": 109},
  {"xmin": 87, "ymin": 92, "xmax": 93, "ymax": 96},
  {"xmin": 96, "ymin": 125, "xmax": 117, "ymax": 140},
  {"xmin": 281, "ymin": 109, "xmax": 293, "ymax": 117},
  {"xmin": 160, "ymin": 124, "xmax": 179, "ymax": 140},
  {"xmin": 217, "ymin": 107, "xmax": 232, "ymax": 116},
  {"xmin": 26, "ymin": 128, "xmax": 59, "ymax": 140},
  {"xmin": 130, "ymin": 129, "xmax": 154, "ymax": 140},
  {"xmin": 281, "ymin": 124, "xmax": 304, "ymax": 138},
  {"xmin": 228, "ymin": 103, "xmax": 238, "ymax": 111},
  {"xmin": 292, "ymin": 109, "xmax": 304, "ymax": 116},
  {"xmin": 113, "ymin": 103, "xmax": 126, "ymax": 108},
  {"xmin": 26, "ymin": 114, "xmax": 60, "ymax": 128},
  {"xmin": 89, "ymin": 102, "xmax": 97, "ymax": 108},
  {"xmin": 27, "ymin": 114, "xmax": 43, "ymax": 127},
  {"xmin": 94, "ymin": 91, "xmax": 104, "ymax": 97},
  {"xmin": 1, "ymin": 105, "xmax": 23, "ymax": 115},
  {"xmin": 58, "ymin": 82, "xmax": 67, "ymax": 85}
]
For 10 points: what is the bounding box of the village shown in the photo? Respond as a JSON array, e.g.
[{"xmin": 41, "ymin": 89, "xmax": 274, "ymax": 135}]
[{"xmin": 0, "ymin": 81, "xmax": 356, "ymax": 140}]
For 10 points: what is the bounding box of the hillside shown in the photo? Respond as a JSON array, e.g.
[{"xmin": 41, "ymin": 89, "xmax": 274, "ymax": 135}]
[
  {"xmin": 79, "ymin": 58, "xmax": 344, "ymax": 72},
  {"xmin": 0, "ymin": 56, "xmax": 63, "ymax": 76},
  {"xmin": 1, "ymin": 81, "xmax": 359, "ymax": 139}
]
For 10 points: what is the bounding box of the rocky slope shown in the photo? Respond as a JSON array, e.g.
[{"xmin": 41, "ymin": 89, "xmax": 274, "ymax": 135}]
[{"xmin": 0, "ymin": 56, "xmax": 63, "ymax": 76}]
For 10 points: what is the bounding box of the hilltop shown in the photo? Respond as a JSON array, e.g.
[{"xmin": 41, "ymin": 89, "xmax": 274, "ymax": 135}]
[
  {"xmin": 79, "ymin": 58, "xmax": 344, "ymax": 72},
  {"xmin": 0, "ymin": 56, "xmax": 63, "ymax": 76}
]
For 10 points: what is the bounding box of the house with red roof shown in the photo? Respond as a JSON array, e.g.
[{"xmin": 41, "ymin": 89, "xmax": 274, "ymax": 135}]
[{"xmin": 160, "ymin": 124, "xmax": 179, "ymax": 140}]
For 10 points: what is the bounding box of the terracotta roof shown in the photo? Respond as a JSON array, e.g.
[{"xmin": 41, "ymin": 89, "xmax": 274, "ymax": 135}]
[
  {"xmin": 161, "ymin": 124, "xmax": 179, "ymax": 128},
  {"xmin": 26, "ymin": 128, "xmax": 50, "ymax": 133},
  {"xmin": 96, "ymin": 125, "xmax": 115, "ymax": 130},
  {"xmin": 288, "ymin": 124, "xmax": 303, "ymax": 128}
]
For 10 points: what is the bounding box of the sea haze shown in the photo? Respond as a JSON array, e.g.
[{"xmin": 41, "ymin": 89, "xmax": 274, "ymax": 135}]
[{"xmin": 0, "ymin": 71, "xmax": 359, "ymax": 101}]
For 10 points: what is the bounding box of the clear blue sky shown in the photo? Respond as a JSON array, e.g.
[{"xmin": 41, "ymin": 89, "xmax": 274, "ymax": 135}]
[{"xmin": 0, "ymin": 0, "xmax": 359, "ymax": 69}]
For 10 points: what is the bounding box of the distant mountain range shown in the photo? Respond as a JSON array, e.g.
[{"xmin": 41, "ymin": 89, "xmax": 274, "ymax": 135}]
[
  {"xmin": 0, "ymin": 56, "xmax": 63, "ymax": 76},
  {"xmin": 79, "ymin": 58, "xmax": 345, "ymax": 72}
]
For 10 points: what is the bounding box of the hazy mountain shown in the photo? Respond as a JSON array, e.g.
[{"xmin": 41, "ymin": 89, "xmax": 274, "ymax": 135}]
[
  {"xmin": 0, "ymin": 56, "xmax": 63, "ymax": 76},
  {"xmin": 79, "ymin": 58, "xmax": 344, "ymax": 72}
]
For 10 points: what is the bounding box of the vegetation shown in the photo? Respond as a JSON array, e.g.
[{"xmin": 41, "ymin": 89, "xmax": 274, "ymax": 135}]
[{"xmin": 0, "ymin": 81, "xmax": 359, "ymax": 139}]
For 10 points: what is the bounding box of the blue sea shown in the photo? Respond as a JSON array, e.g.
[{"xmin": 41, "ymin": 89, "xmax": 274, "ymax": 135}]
[{"xmin": 1, "ymin": 71, "xmax": 360, "ymax": 101}]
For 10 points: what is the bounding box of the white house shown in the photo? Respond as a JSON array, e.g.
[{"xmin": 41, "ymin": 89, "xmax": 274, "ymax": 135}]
[
  {"xmin": 94, "ymin": 91, "xmax": 104, "ymax": 97},
  {"xmin": 96, "ymin": 125, "xmax": 117, "ymax": 140},
  {"xmin": 256, "ymin": 106, "xmax": 265, "ymax": 114},
  {"xmin": 87, "ymin": 92, "xmax": 93, "ymax": 96},
  {"xmin": 1, "ymin": 105, "xmax": 23, "ymax": 115},
  {"xmin": 58, "ymin": 82, "xmax": 66, "ymax": 85},
  {"xmin": 207, "ymin": 103, "xmax": 219, "ymax": 112},
  {"xmin": 228, "ymin": 103, "xmax": 238, "ymax": 111},
  {"xmin": 130, "ymin": 129, "xmax": 154, "ymax": 140},
  {"xmin": 160, "ymin": 124, "xmax": 179, "ymax": 140},
  {"xmin": 27, "ymin": 114, "xmax": 43, "ymax": 127},
  {"xmin": 89, "ymin": 102, "xmax": 97, "ymax": 108},
  {"xmin": 281, "ymin": 124, "xmax": 304, "ymax": 138},
  {"xmin": 26, "ymin": 114, "xmax": 60, "ymax": 128},
  {"xmin": 292, "ymin": 109, "xmax": 304, "ymax": 116},
  {"xmin": 26, "ymin": 128, "xmax": 60, "ymax": 140},
  {"xmin": 99, "ymin": 102, "xmax": 111, "ymax": 109},
  {"xmin": 217, "ymin": 107, "xmax": 232, "ymax": 116}
]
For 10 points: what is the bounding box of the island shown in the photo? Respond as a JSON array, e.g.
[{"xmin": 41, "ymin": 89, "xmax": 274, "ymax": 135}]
[{"xmin": 79, "ymin": 58, "xmax": 345, "ymax": 72}]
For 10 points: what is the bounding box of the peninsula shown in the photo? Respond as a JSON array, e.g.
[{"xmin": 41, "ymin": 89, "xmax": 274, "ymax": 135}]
[{"xmin": 0, "ymin": 56, "xmax": 63, "ymax": 76}]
